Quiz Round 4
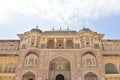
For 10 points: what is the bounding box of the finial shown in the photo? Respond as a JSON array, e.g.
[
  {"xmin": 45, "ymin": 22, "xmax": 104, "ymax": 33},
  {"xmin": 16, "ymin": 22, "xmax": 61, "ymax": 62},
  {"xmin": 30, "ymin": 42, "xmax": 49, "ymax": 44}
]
[
  {"xmin": 36, "ymin": 25, "xmax": 38, "ymax": 29},
  {"xmin": 52, "ymin": 27, "xmax": 54, "ymax": 30},
  {"xmin": 83, "ymin": 26, "xmax": 85, "ymax": 29},
  {"xmin": 67, "ymin": 27, "xmax": 69, "ymax": 30},
  {"xmin": 60, "ymin": 27, "xmax": 62, "ymax": 30}
]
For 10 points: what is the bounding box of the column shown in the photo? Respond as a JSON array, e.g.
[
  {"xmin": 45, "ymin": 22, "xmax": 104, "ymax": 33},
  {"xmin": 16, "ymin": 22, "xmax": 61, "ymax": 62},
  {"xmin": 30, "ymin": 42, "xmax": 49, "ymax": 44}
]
[
  {"xmin": 73, "ymin": 37, "xmax": 75, "ymax": 49},
  {"xmin": 79, "ymin": 38, "xmax": 81, "ymax": 48},
  {"xmin": 29, "ymin": 36, "xmax": 32, "ymax": 47},
  {"xmin": 45, "ymin": 38, "xmax": 47, "ymax": 48},
  {"xmin": 26, "ymin": 38, "xmax": 29, "ymax": 48},
  {"xmin": 55, "ymin": 37, "xmax": 57, "ymax": 48},
  {"xmin": 34, "ymin": 36, "xmax": 37, "ymax": 47},
  {"xmin": 89, "ymin": 36, "xmax": 91, "ymax": 47},
  {"xmin": 64, "ymin": 37, "xmax": 66, "ymax": 49},
  {"xmin": 83, "ymin": 35, "xmax": 86, "ymax": 47}
]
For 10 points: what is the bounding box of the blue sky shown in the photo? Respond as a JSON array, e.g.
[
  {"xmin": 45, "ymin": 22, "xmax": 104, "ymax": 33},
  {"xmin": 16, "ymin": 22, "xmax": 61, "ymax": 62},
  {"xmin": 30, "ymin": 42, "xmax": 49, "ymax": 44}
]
[{"xmin": 0, "ymin": 0, "xmax": 120, "ymax": 39}]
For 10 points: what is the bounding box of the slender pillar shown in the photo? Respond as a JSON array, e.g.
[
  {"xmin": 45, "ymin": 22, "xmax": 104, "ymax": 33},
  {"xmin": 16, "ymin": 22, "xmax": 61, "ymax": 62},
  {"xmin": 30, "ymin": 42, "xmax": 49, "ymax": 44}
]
[
  {"xmin": 83, "ymin": 35, "xmax": 86, "ymax": 47},
  {"xmin": 64, "ymin": 37, "xmax": 66, "ymax": 49},
  {"xmin": 34, "ymin": 36, "xmax": 37, "ymax": 47},
  {"xmin": 73, "ymin": 37, "xmax": 75, "ymax": 48},
  {"xmin": 55, "ymin": 37, "xmax": 57, "ymax": 48}
]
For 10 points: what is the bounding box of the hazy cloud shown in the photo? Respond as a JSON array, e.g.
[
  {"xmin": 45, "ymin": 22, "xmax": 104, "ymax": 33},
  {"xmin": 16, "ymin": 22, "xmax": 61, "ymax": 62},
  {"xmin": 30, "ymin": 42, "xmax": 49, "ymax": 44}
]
[{"xmin": 0, "ymin": 0, "xmax": 120, "ymax": 24}]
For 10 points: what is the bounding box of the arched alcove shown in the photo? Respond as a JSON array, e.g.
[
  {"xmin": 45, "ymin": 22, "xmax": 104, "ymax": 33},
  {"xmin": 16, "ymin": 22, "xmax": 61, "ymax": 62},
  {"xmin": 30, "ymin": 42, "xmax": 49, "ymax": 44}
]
[
  {"xmin": 49, "ymin": 57, "xmax": 71, "ymax": 80},
  {"xmin": 47, "ymin": 39, "xmax": 54, "ymax": 48},
  {"xmin": 105, "ymin": 63, "xmax": 118, "ymax": 74},
  {"xmin": 66, "ymin": 39, "xmax": 73, "ymax": 48},
  {"xmin": 84, "ymin": 72, "xmax": 98, "ymax": 80},
  {"xmin": 24, "ymin": 52, "xmax": 38, "ymax": 67},
  {"xmin": 22, "ymin": 72, "xmax": 35, "ymax": 80},
  {"xmin": 82, "ymin": 52, "xmax": 97, "ymax": 68},
  {"xmin": 55, "ymin": 74, "xmax": 65, "ymax": 80}
]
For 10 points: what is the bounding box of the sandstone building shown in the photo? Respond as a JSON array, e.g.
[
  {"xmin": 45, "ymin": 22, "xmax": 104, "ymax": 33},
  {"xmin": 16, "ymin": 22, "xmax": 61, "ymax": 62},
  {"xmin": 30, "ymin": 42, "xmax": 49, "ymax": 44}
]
[{"xmin": 0, "ymin": 27, "xmax": 120, "ymax": 80}]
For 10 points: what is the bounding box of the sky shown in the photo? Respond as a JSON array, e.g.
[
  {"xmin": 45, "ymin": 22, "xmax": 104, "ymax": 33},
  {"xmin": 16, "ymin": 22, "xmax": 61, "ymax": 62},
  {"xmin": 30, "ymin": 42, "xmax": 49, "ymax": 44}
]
[{"xmin": 0, "ymin": 0, "xmax": 120, "ymax": 40}]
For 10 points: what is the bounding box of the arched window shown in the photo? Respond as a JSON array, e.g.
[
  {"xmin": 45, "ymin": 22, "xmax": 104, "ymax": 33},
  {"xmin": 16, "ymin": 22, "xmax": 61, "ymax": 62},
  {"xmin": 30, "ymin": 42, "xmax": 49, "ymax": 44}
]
[
  {"xmin": 4, "ymin": 63, "xmax": 16, "ymax": 73},
  {"xmin": 105, "ymin": 63, "xmax": 118, "ymax": 74},
  {"xmin": 47, "ymin": 39, "xmax": 54, "ymax": 48},
  {"xmin": 82, "ymin": 52, "xmax": 97, "ymax": 68},
  {"xmin": 66, "ymin": 40, "xmax": 73, "ymax": 48},
  {"xmin": 24, "ymin": 53, "xmax": 38, "ymax": 67}
]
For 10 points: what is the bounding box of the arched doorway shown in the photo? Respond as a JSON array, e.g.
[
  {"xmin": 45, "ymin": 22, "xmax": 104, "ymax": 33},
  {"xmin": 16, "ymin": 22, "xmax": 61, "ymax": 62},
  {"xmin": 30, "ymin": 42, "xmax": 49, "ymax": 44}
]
[
  {"xmin": 84, "ymin": 72, "xmax": 98, "ymax": 80},
  {"xmin": 49, "ymin": 57, "xmax": 71, "ymax": 80},
  {"xmin": 29, "ymin": 78, "xmax": 33, "ymax": 80},
  {"xmin": 55, "ymin": 74, "xmax": 65, "ymax": 80},
  {"xmin": 22, "ymin": 72, "xmax": 35, "ymax": 80}
]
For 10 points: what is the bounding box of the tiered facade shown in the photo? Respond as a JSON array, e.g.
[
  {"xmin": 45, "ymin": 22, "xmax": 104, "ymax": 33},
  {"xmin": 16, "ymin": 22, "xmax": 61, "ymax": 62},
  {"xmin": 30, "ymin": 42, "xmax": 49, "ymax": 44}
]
[{"xmin": 0, "ymin": 27, "xmax": 120, "ymax": 80}]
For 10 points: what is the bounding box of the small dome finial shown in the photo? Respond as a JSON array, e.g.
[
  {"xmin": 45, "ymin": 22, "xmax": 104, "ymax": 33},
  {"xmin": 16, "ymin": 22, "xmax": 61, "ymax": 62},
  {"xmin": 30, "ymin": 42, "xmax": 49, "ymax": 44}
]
[
  {"xmin": 67, "ymin": 27, "xmax": 69, "ymax": 30},
  {"xmin": 36, "ymin": 25, "xmax": 38, "ymax": 29},
  {"xmin": 60, "ymin": 27, "xmax": 62, "ymax": 30},
  {"xmin": 83, "ymin": 26, "xmax": 85, "ymax": 29},
  {"xmin": 52, "ymin": 27, "xmax": 54, "ymax": 30}
]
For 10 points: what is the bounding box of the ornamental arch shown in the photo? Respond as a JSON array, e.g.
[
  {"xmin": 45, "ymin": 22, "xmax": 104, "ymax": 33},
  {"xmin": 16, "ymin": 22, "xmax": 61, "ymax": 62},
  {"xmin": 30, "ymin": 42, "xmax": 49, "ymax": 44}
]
[
  {"xmin": 66, "ymin": 39, "xmax": 74, "ymax": 49},
  {"xmin": 22, "ymin": 72, "xmax": 35, "ymax": 80},
  {"xmin": 47, "ymin": 39, "xmax": 54, "ymax": 48},
  {"xmin": 81, "ymin": 51, "xmax": 97, "ymax": 68},
  {"xmin": 24, "ymin": 52, "xmax": 39, "ymax": 67},
  {"xmin": 48, "ymin": 56, "xmax": 71, "ymax": 80},
  {"xmin": 84, "ymin": 72, "xmax": 98, "ymax": 80}
]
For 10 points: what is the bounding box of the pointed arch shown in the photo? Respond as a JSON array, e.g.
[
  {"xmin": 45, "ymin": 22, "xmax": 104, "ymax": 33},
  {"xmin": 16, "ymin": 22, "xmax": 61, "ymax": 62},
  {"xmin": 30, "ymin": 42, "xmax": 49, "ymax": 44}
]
[
  {"xmin": 82, "ymin": 52, "xmax": 97, "ymax": 68},
  {"xmin": 25, "ymin": 51, "xmax": 39, "ymax": 57},
  {"xmin": 47, "ymin": 54, "xmax": 73, "ymax": 70},
  {"xmin": 24, "ymin": 52, "xmax": 38, "ymax": 67},
  {"xmin": 66, "ymin": 39, "xmax": 73, "ymax": 48},
  {"xmin": 49, "ymin": 56, "xmax": 71, "ymax": 80},
  {"xmin": 84, "ymin": 72, "xmax": 98, "ymax": 80},
  {"xmin": 55, "ymin": 74, "xmax": 65, "ymax": 80},
  {"xmin": 22, "ymin": 72, "xmax": 35, "ymax": 80},
  {"xmin": 47, "ymin": 39, "xmax": 54, "ymax": 48},
  {"xmin": 49, "ymin": 57, "xmax": 70, "ymax": 70}
]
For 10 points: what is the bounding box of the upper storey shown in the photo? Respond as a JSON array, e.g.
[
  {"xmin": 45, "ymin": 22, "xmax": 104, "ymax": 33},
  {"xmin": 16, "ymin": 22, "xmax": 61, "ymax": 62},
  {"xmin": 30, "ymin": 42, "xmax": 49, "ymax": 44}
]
[
  {"xmin": 102, "ymin": 40, "xmax": 120, "ymax": 55},
  {"xmin": 17, "ymin": 26, "xmax": 104, "ymax": 49},
  {"xmin": 0, "ymin": 40, "xmax": 20, "ymax": 55}
]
